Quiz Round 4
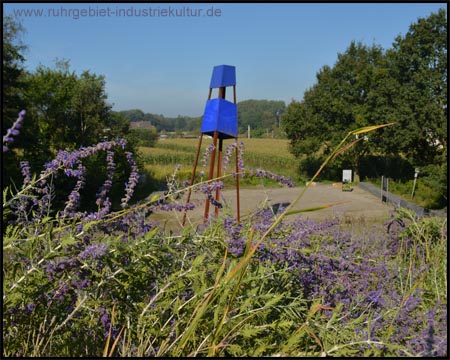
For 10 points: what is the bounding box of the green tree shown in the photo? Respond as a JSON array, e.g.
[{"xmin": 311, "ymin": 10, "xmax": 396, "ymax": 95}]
[
  {"xmin": 2, "ymin": 15, "xmax": 26, "ymax": 121},
  {"xmin": 70, "ymin": 70, "xmax": 111, "ymax": 146},
  {"xmin": 283, "ymin": 42, "xmax": 388, "ymax": 180},
  {"xmin": 387, "ymin": 9, "xmax": 447, "ymax": 206},
  {"xmin": 284, "ymin": 10, "xmax": 446, "ymax": 188},
  {"xmin": 237, "ymin": 99, "xmax": 286, "ymax": 136},
  {"xmin": 129, "ymin": 128, "xmax": 158, "ymax": 147},
  {"xmin": 382, "ymin": 9, "xmax": 447, "ymax": 167},
  {"xmin": 25, "ymin": 60, "xmax": 112, "ymax": 153},
  {"xmin": 2, "ymin": 15, "xmax": 40, "ymax": 189}
]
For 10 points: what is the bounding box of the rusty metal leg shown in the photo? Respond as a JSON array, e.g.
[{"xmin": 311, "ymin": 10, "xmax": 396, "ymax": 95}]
[
  {"xmin": 235, "ymin": 137, "xmax": 240, "ymax": 222},
  {"xmin": 182, "ymin": 133, "xmax": 203, "ymax": 226},
  {"xmin": 215, "ymin": 138, "xmax": 223, "ymax": 217},
  {"xmin": 204, "ymin": 131, "xmax": 218, "ymax": 223}
]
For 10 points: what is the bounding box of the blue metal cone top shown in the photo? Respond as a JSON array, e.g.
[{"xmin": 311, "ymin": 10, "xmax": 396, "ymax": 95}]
[
  {"xmin": 201, "ymin": 98, "xmax": 238, "ymax": 139},
  {"xmin": 209, "ymin": 65, "xmax": 236, "ymax": 88}
]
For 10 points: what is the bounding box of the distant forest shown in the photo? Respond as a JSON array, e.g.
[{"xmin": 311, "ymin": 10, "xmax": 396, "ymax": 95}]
[{"xmin": 116, "ymin": 99, "xmax": 286, "ymax": 137}]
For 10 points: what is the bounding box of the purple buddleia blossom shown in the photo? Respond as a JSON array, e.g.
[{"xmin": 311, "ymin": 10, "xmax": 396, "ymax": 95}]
[
  {"xmin": 43, "ymin": 138, "xmax": 127, "ymax": 176},
  {"xmin": 61, "ymin": 163, "xmax": 86, "ymax": 218},
  {"xmin": 206, "ymin": 193, "xmax": 223, "ymax": 209},
  {"xmin": 194, "ymin": 180, "xmax": 224, "ymax": 208},
  {"xmin": 156, "ymin": 202, "xmax": 195, "ymax": 212},
  {"xmin": 45, "ymin": 257, "xmax": 80, "ymax": 281},
  {"xmin": 105, "ymin": 207, "xmax": 156, "ymax": 242},
  {"xmin": 32, "ymin": 179, "xmax": 54, "ymax": 222},
  {"xmin": 197, "ymin": 180, "xmax": 224, "ymax": 194},
  {"xmin": 254, "ymin": 168, "xmax": 296, "ymax": 187},
  {"xmin": 79, "ymin": 243, "xmax": 109, "ymax": 260},
  {"xmin": 3, "ymin": 110, "xmax": 26, "ymax": 152},
  {"xmin": 222, "ymin": 142, "xmax": 237, "ymax": 172},
  {"xmin": 9, "ymin": 138, "xmax": 128, "ymax": 223},
  {"xmin": 99, "ymin": 307, "xmax": 118, "ymax": 339},
  {"xmin": 20, "ymin": 161, "xmax": 32, "ymax": 186},
  {"xmin": 70, "ymin": 278, "xmax": 91, "ymax": 291},
  {"xmin": 237, "ymin": 141, "xmax": 245, "ymax": 174},
  {"xmin": 121, "ymin": 151, "xmax": 140, "ymax": 208},
  {"xmin": 83, "ymin": 197, "xmax": 112, "ymax": 222},
  {"xmin": 201, "ymin": 143, "xmax": 216, "ymax": 168},
  {"xmin": 96, "ymin": 150, "xmax": 115, "ymax": 207}
]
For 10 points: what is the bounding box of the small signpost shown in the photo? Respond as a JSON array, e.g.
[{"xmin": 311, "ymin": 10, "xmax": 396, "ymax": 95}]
[
  {"xmin": 342, "ymin": 169, "xmax": 353, "ymax": 192},
  {"xmin": 182, "ymin": 65, "xmax": 240, "ymax": 225}
]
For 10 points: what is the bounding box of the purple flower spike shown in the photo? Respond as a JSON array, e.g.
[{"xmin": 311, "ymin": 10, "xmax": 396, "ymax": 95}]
[
  {"xmin": 121, "ymin": 151, "xmax": 140, "ymax": 208},
  {"xmin": 3, "ymin": 110, "xmax": 26, "ymax": 152},
  {"xmin": 79, "ymin": 243, "xmax": 109, "ymax": 260}
]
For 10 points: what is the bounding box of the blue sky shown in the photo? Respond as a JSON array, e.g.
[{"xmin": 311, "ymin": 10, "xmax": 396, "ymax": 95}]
[{"xmin": 4, "ymin": 2, "xmax": 446, "ymax": 117}]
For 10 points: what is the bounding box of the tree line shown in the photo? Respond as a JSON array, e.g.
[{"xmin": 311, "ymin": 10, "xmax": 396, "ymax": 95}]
[
  {"xmin": 117, "ymin": 99, "xmax": 286, "ymax": 137},
  {"xmin": 282, "ymin": 9, "xmax": 447, "ymax": 207}
]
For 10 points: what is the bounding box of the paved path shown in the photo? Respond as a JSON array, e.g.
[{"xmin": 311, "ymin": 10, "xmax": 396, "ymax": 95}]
[{"xmin": 153, "ymin": 183, "xmax": 395, "ymax": 230}]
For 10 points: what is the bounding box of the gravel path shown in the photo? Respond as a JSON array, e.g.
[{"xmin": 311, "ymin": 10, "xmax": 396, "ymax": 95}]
[{"xmin": 154, "ymin": 183, "xmax": 395, "ymax": 230}]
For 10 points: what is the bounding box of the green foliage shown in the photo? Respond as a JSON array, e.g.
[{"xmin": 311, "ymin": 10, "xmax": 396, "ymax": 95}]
[
  {"xmin": 25, "ymin": 61, "xmax": 112, "ymax": 151},
  {"xmin": 371, "ymin": 175, "xmax": 445, "ymax": 210},
  {"xmin": 383, "ymin": 9, "xmax": 447, "ymax": 167},
  {"xmin": 283, "ymin": 10, "xmax": 447, "ymax": 205},
  {"xmin": 2, "ymin": 15, "xmax": 26, "ymax": 117},
  {"xmin": 2, "ymin": 15, "xmax": 30, "ymax": 188},
  {"xmin": 117, "ymin": 99, "xmax": 286, "ymax": 137},
  {"xmin": 237, "ymin": 99, "xmax": 286, "ymax": 135},
  {"xmin": 117, "ymin": 109, "xmax": 202, "ymax": 134},
  {"xmin": 129, "ymin": 128, "xmax": 158, "ymax": 147}
]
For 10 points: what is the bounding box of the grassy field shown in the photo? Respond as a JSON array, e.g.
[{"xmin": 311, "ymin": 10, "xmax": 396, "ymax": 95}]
[{"xmin": 139, "ymin": 137, "xmax": 301, "ymax": 188}]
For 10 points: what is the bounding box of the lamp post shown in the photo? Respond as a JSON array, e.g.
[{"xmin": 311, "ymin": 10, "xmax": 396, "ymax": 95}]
[{"xmin": 411, "ymin": 168, "xmax": 419, "ymax": 200}]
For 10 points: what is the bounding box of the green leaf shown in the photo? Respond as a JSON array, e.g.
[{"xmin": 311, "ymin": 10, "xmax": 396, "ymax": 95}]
[
  {"xmin": 350, "ymin": 122, "xmax": 395, "ymax": 135},
  {"xmin": 61, "ymin": 235, "xmax": 77, "ymax": 247},
  {"xmin": 284, "ymin": 201, "xmax": 349, "ymax": 216}
]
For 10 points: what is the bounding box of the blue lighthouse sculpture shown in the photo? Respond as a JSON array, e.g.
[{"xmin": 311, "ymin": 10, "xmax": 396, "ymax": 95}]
[{"xmin": 182, "ymin": 65, "xmax": 241, "ymax": 225}]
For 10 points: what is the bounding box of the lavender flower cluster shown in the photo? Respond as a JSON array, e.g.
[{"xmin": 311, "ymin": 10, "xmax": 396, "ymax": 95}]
[
  {"xmin": 39, "ymin": 138, "xmax": 129, "ymax": 220},
  {"xmin": 121, "ymin": 151, "xmax": 140, "ymax": 209},
  {"xmin": 6, "ymin": 111, "xmax": 141, "ymax": 224},
  {"xmin": 95, "ymin": 150, "xmax": 115, "ymax": 209},
  {"xmin": 222, "ymin": 141, "xmax": 245, "ymax": 175},
  {"xmin": 222, "ymin": 210, "xmax": 447, "ymax": 356},
  {"xmin": 253, "ymin": 168, "xmax": 296, "ymax": 187},
  {"xmin": 3, "ymin": 110, "xmax": 26, "ymax": 152},
  {"xmin": 195, "ymin": 180, "xmax": 224, "ymax": 208},
  {"xmin": 201, "ymin": 143, "xmax": 216, "ymax": 169}
]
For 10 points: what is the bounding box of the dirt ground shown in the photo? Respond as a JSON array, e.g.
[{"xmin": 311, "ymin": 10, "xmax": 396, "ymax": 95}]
[{"xmin": 153, "ymin": 183, "xmax": 395, "ymax": 230}]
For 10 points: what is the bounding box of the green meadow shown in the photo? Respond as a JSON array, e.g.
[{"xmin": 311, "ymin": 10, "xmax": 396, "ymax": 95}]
[{"xmin": 139, "ymin": 137, "xmax": 301, "ymax": 188}]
